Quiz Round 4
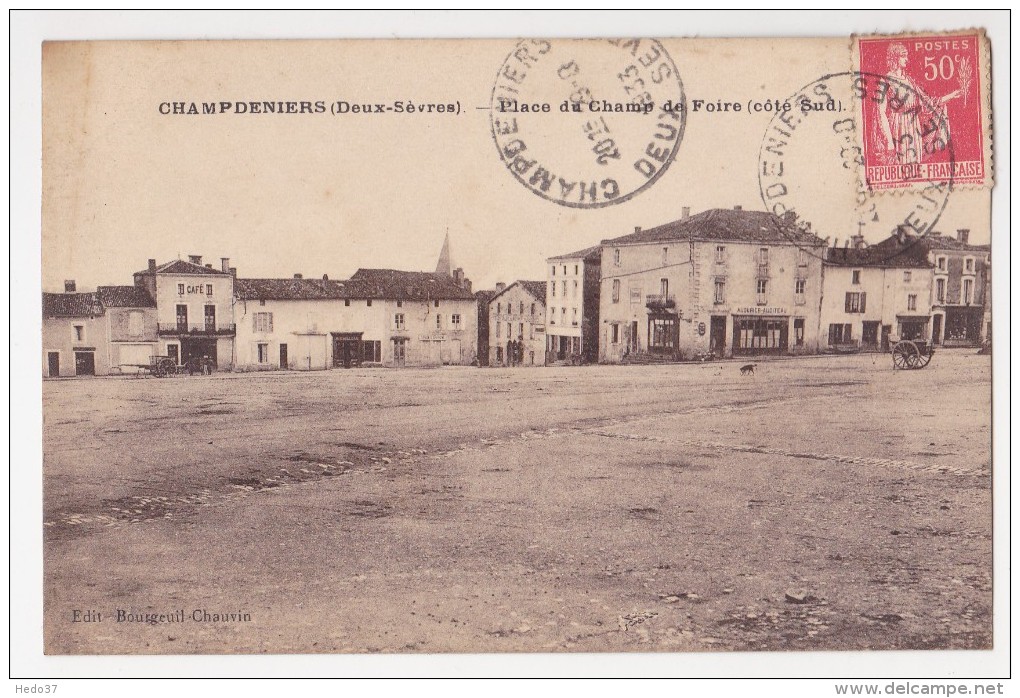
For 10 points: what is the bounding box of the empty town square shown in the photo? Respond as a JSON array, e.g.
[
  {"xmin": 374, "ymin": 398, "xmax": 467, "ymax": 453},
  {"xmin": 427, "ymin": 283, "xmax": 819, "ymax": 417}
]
[{"xmin": 43, "ymin": 349, "xmax": 991, "ymax": 654}]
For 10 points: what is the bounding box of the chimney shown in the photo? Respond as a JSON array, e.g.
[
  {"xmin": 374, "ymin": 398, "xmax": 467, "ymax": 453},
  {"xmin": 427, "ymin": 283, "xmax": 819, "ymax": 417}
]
[
  {"xmin": 453, "ymin": 267, "xmax": 464, "ymax": 287},
  {"xmin": 148, "ymin": 258, "xmax": 157, "ymax": 272},
  {"xmin": 221, "ymin": 257, "xmax": 230, "ymax": 272},
  {"xmin": 634, "ymin": 226, "xmax": 642, "ymax": 233},
  {"xmin": 957, "ymin": 228, "xmax": 970, "ymax": 244},
  {"xmin": 495, "ymin": 282, "xmax": 506, "ymax": 293},
  {"xmin": 188, "ymin": 255, "xmax": 202, "ymax": 265},
  {"xmin": 64, "ymin": 280, "xmax": 76, "ymax": 293},
  {"xmin": 294, "ymin": 273, "xmax": 303, "ymax": 279},
  {"xmin": 322, "ymin": 273, "xmax": 329, "ymax": 281},
  {"xmin": 681, "ymin": 206, "xmax": 690, "ymax": 219},
  {"xmin": 464, "ymin": 279, "xmax": 472, "ymax": 294},
  {"xmin": 733, "ymin": 205, "xmax": 742, "ymax": 211},
  {"xmin": 844, "ymin": 240, "xmax": 850, "ymax": 249},
  {"xmin": 831, "ymin": 238, "xmax": 838, "ymax": 248},
  {"xmin": 229, "ymin": 267, "xmax": 237, "ymax": 277},
  {"xmin": 851, "ymin": 234, "xmax": 865, "ymax": 249},
  {"xmin": 896, "ymin": 225, "xmax": 907, "ymax": 244}
]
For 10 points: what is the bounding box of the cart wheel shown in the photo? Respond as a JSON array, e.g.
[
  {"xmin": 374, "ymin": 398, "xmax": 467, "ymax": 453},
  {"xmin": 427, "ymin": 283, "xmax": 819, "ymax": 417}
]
[
  {"xmin": 915, "ymin": 351, "xmax": 933, "ymax": 369},
  {"xmin": 152, "ymin": 363, "xmax": 166, "ymax": 378},
  {"xmin": 157, "ymin": 358, "xmax": 175, "ymax": 378},
  {"xmin": 891, "ymin": 340, "xmax": 919, "ymax": 370}
]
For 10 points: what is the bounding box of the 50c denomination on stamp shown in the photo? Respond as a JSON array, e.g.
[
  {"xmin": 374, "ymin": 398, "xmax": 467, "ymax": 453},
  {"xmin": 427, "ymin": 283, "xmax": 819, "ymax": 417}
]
[{"xmin": 490, "ymin": 39, "xmax": 686, "ymax": 209}]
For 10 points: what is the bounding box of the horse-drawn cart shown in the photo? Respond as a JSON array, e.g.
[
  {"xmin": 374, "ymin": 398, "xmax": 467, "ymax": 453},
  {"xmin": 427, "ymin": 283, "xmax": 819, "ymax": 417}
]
[{"xmin": 891, "ymin": 340, "xmax": 935, "ymax": 370}]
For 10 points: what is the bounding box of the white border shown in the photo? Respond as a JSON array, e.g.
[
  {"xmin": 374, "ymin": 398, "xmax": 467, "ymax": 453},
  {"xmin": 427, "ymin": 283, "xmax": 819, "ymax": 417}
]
[{"xmin": 9, "ymin": 9, "xmax": 1011, "ymax": 686}]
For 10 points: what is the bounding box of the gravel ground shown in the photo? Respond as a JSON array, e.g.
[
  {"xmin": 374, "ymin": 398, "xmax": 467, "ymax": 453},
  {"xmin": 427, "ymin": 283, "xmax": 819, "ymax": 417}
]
[{"xmin": 43, "ymin": 350, "xmax": 992, "ymax": 654}]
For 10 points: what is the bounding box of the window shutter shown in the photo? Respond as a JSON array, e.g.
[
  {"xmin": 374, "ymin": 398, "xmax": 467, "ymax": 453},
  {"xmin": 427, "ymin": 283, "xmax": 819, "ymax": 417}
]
[
  {"xmin": 844, "ymin": 293, "xmax": 851, "ymax": 313},
  {"xmin": 268, "ymin": 313, "xmax": 274, "ymax": 332},
  {"xmin": 860, "ymin": 292, "xmax": 866, "ymax": 313},
  {"xmin": 252, "ymin": 314, "xmax": 258, "ymax": 332}
]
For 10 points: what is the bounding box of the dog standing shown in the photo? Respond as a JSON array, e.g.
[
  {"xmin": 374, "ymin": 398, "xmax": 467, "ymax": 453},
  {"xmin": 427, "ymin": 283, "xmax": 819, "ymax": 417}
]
[{"xmin": 740, "ymin": 363, "xmax": 757, "ymax": 376}]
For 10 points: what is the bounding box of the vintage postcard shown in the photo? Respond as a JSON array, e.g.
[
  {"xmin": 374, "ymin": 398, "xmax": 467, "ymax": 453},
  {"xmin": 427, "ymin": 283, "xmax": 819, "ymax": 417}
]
[{"xmin": 37, "ymin": 28, "xmax": 997, "ymax": 666}]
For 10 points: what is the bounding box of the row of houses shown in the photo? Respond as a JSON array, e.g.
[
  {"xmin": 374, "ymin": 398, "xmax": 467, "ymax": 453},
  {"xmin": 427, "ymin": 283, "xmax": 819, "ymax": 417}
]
[
  {"xmin": 42, "ymin": 208, "xmax": 990, "ymax": 377},
  {"xmin": 42, "ymin": 241, "xmax": 479, "ymax": 377},
  {"xmin": 476, "ymin": 207, "xmax": 990, "ymax": 366}
]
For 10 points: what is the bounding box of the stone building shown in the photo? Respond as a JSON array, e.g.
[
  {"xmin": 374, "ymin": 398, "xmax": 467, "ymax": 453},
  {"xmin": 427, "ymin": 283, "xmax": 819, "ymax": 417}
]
[
  {"xmin": 488, "ymin": 280, "xmax": 547, "ymax": 366},
  {"xmin": 545, "ymin": 246, "xmax": 601, "ymax": 364}
]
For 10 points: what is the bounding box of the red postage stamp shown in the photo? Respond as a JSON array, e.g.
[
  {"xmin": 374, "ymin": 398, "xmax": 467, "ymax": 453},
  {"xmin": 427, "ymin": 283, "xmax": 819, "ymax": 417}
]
[{"xmin": 855, "ymin": 31, "xmax": 990, "ymax": 191}]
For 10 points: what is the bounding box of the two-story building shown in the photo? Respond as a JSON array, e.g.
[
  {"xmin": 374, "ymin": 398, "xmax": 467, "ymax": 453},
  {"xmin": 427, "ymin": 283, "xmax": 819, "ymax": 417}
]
[
  {"xmin": 488, "ymin": 280, "xmax": 547, "ymax": 366},
  {"xmin": 820, "ymin": 231, "xmax": 934, "ymax": 351},
  {"xmin": 233, "ymin": 268, "xmax": 477, "ymax": 370},
  {"xmin": 132, "ymin": 256, "xmax": 237, "ymax": 370},
  {"xmin": 545, "ymin": 246, "xmax": 601, "ymax": 364},
  {"xmin": 97, "ymin": 285, "xmax": 159, "ymax": 370},
  {"xmin": 42, "ymin": 282, "xmax": 108, "ymax": 377},
  {"xmin": 926, "ymin": 229, "xmax": 990, "ymax": 347},
  {"xmin": 599, "ymin": 207, "xmax": 827, "ymax": 362}
]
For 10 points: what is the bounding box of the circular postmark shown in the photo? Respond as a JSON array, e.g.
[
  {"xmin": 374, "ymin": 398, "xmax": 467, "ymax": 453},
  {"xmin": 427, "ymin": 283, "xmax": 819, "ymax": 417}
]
[
  {"xmin": 490, "ymin": 39, "xmax": 686, "ymax": 209},
  {"xmin": 757, "ymin": 71, "xmax": 954, "ymax": 261}
]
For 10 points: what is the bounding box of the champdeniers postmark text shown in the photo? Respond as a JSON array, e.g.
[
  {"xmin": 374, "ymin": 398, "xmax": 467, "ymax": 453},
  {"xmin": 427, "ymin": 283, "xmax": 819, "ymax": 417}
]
[{"xmin": 490, "ymin": 39, "xmax": 686, "ymax": 209}]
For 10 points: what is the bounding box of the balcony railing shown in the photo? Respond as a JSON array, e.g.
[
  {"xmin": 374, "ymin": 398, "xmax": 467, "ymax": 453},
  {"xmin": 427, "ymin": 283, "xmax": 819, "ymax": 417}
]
[
  {"xmin": 158, "ymin": 323, "xmax": 236, "ymax": 336},
  {"xmin": 645, "ymin": 294, "xmax": 676, "ymax": 310}
]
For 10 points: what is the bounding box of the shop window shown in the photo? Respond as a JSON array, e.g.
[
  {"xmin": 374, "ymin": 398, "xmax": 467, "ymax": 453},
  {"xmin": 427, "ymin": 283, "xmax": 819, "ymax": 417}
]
[
  {"xmin": 828, "ymin": 323, "xmax": 852, "ymax": 345},
  {"xmin": 362, "ymin": 340, "xmax": 381, "ymax": 363}
]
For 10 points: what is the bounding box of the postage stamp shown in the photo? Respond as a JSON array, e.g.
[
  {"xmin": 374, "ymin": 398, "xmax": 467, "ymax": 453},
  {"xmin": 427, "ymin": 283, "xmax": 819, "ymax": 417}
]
[
  {"xmin": 490, "ymin": 39, "xmax": 686, "ymax": 208},
  {"xmin": 853, "ymin": 31, "xmax": 991, "ymax": 191}
]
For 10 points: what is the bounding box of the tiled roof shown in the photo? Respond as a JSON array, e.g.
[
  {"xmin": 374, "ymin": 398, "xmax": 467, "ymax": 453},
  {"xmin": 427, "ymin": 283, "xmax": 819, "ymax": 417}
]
[
  {"xmin": 602, "ymin": 209, "xmax": 827, "ymax": 246},
  {"xmin": 134, "ymin": 260, "xmax": 230, "ymax": 276},
  {"xmin": 234, "ymin": 277, "xmax": 358, "ymax": 301},
  {"xmin": 519, "ymin": 280, "xmax": 548, "ymax": 301},
  {"xmin": 824, "ymin": 234, "xmax": 932, "ymax": 268},
  {"xmin": 349, "ymin": 269, "xmax": 475, "ymax": 300},
  {"xmin": 42, "ymin": 292, "xmax": 103, "ymax": 318},
  {"xmin": 97, "ymin": 285, "xmax": 155, "ymax": 307},
  {"xmin": 490, "ymin": 280, "xmax": 548, "ymax": 305},
  {"xmin": 237, "ymin": 270, "xmax": 475, "ymax": 301},
  {"xmin": 547, "ymin": 245, "xmax": 602, "ymax": 261},
  {"xmin": 923, "ymin": 235, "xmax": 990, "ymax": 252},
  {"xmin": 474, "ymin": 289, "xmax": 500, "ymax": 304}
]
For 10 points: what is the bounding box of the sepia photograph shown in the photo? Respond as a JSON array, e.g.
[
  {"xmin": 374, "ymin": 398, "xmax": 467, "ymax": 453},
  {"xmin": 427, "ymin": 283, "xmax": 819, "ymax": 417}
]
[{"xmin": 12, "ymin": 9, "xmax": 1008, "ymax": 687}]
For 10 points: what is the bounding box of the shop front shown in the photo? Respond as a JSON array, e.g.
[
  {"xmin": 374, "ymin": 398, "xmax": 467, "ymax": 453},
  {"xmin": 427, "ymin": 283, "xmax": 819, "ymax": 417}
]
[{"xmin": 732, "ymin": 307, "xmax": 789, "ymax": 355}]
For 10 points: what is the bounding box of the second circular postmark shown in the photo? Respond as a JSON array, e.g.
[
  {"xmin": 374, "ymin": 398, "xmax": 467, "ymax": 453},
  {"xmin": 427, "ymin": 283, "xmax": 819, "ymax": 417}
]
[
  {"xmin": 490, "ymin": 39, "xmax": 686, "ymax": 209},
  {"xmin": 757, "ymin": 70, "xmax": 955, "ymax": 261}
]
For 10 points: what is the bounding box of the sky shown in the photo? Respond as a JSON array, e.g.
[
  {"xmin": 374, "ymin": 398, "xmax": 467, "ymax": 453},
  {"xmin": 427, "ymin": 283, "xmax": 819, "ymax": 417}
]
[{"xmin": 36, "ymin": 18, "xmax": 995, "ymax": 296}]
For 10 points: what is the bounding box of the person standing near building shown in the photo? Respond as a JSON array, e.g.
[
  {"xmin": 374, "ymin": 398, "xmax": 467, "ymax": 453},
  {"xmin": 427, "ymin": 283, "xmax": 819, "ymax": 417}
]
[{"xmin": 506, "ymin": 338, "xmax": 513, "ymax": 367}]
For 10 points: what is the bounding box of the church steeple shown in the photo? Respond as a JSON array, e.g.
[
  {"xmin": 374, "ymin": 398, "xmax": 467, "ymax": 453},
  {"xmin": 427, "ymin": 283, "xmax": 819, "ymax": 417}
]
[{"xmin": 435, "ymin": 232, "xmax": 453, "ymax": 276}]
